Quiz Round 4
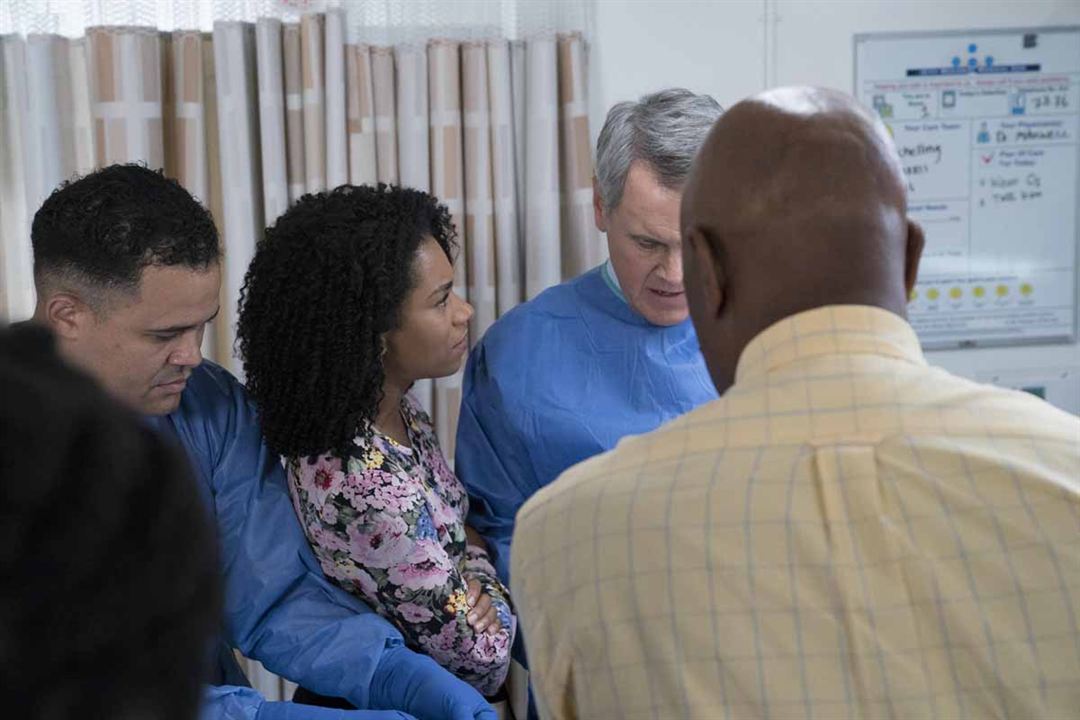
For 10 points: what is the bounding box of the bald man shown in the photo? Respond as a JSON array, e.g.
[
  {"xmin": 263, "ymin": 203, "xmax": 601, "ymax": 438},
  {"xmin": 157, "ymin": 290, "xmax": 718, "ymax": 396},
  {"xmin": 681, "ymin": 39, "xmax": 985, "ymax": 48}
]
[{"xmin": 511, "ymin": 87, "xmax": 1080, "ymax": 719}]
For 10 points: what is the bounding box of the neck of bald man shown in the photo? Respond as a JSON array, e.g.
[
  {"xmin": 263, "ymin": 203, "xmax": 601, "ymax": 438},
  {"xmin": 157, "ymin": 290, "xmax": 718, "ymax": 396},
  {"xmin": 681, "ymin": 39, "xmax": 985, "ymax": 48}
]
[
  {"xmin": 719, "ymin": 229, "xmax": 910, "ymax": 378},
  {"xmin": 753, "ymin": 269, "xmax": 909, "ymax": 329}
]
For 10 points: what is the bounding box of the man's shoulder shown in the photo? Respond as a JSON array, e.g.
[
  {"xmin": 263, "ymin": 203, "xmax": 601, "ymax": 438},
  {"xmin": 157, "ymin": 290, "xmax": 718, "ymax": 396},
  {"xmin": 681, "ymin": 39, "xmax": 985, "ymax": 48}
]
[
  {"xmin": 186, "ymin": 360, "xmax": 246, "ymax": 403},
  {"xmin": 517, "ymin": 406, "xmax": 699, "ymax": 526},
  {"xmin": 173, "ymin": 361, "xmax": 254, "ymax": 429},
  {"xmin": 903, "ymin": 364, "xmax": 1080, "ymax": 442},
  {"xmin": 478, "ymin": 275, "xmax": 588, "ymax": 348},
  {"xmin": 170, "ymin": 362, "xmax": 275, "ymax": 480},
  {"xmin": 467, "ymin": 277, "xmax": 594, "ymax": 403}
]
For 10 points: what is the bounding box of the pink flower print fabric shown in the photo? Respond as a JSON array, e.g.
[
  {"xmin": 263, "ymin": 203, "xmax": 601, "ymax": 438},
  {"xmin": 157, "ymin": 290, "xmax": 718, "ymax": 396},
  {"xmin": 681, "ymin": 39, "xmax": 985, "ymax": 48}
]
[{"xmin": 288, "ymin": 394, "xmax": 515, "ymax": 696}]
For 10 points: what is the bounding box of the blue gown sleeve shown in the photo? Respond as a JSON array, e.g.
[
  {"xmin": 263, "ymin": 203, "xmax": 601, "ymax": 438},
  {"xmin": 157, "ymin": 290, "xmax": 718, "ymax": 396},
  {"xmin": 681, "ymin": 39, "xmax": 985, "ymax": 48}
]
[
  {"xmin": 454, "ymin": 341, "xmax": 538, "ymax": 585},
  {"xmin": 182, "ymin": 365, "xmax": 494, "ymax": 720},
  {"xmin": 201, "ymin": 685, "xmax": 416, "ymax": 720},
  {"xmin": 207, "ymin": 373, "xmax": 400, "ymax": 705}
]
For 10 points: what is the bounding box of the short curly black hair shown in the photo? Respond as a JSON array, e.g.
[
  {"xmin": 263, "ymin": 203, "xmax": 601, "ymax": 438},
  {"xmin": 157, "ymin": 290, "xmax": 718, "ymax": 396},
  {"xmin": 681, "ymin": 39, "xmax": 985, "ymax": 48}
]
[
  {"xmin": 237, "ymin": 184, "xmax": 457, "ymax": 459},
  {"xmin": 32, "ymin": 163, "xmax": 220, "ymax": 304},
  {"xmin": 0, "ymin": 324, "xmax": 220, "ymax": 720}
]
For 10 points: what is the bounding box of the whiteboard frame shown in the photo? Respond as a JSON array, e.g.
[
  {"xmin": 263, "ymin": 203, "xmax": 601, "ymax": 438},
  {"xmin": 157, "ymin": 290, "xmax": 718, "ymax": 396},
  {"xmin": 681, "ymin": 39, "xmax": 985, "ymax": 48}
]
[{"xmin": 853, "ymin": 25, "xmax": 1080, "ymax": 350}]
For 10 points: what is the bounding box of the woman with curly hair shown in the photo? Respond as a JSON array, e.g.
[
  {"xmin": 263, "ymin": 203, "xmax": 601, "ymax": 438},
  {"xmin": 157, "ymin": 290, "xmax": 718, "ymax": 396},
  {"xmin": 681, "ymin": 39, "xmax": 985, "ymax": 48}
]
[{"xmin": 236, "ymin": 184, "xmax": 513, "ymax": 699}]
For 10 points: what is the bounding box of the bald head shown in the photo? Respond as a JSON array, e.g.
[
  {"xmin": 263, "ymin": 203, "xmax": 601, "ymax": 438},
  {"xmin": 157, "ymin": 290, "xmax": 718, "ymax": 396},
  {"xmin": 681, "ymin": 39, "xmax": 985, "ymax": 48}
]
[{"xmin": 681, "ymin": 86, "xmax": 924, "ymax": 394}]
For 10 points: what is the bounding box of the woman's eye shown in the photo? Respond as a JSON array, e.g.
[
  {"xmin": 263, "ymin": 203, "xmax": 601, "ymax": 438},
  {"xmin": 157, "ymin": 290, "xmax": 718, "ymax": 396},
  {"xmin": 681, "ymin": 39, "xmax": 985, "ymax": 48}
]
[{"xmin": 437, "ymin": 295, "xmax": 450, "ymax": 307}]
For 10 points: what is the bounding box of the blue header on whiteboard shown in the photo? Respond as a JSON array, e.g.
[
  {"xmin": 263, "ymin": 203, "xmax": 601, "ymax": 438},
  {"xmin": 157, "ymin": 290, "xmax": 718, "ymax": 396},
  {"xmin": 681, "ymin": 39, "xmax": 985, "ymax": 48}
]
[{"xmin": 907, "ymin": 63, "xmax": 1040, "ymax": 77}]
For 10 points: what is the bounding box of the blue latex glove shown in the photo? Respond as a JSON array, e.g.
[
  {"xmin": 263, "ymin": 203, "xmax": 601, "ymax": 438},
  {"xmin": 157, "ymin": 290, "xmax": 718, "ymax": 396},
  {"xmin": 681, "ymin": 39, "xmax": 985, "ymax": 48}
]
[
  {"xmin": 368, "ymin": 646, "xmax": 496, "ymax": 720},
  {"xmin": 202, "ymin": 685, "xmax": 415, "ymax": 720}
]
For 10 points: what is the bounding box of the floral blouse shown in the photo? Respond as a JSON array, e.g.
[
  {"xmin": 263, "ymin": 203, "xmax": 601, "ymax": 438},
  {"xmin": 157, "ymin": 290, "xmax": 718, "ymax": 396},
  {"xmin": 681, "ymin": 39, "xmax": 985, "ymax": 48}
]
[{"xmin": 287, "ymin": 394, "xmax": 514, "ymax": 696}]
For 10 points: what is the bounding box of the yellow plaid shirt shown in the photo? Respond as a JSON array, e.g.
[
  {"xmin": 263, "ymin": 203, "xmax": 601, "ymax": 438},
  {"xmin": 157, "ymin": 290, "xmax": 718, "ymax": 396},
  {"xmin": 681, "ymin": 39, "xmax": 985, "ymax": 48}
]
[{"xmin": 512, "ymin": 305, "xmax": 1080, "ymax": 720}]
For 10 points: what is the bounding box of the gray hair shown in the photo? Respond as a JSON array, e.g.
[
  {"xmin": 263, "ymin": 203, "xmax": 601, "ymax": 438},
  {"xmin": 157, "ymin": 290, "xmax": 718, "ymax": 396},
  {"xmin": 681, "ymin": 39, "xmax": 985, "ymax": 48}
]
[{"xmin": 595, "ymin": 88, "xmax": 723, "ymax": 211}]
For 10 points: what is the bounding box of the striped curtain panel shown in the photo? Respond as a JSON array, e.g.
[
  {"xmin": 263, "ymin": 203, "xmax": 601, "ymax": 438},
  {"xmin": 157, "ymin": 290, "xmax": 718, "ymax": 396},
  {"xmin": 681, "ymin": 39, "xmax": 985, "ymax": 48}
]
[{"xmin": 0, "ymin": 9, "xmax": 595, "ymax": 702}]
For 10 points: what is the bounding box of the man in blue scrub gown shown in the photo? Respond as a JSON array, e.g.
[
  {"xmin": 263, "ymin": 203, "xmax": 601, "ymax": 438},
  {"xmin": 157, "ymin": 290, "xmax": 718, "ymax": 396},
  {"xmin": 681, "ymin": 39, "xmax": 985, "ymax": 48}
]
[
  {"xmin": 29, "ymin": 164, "xmax": 494, "ymax": 720},
  {"xmin": 456, "ymin": 89, "xmax": 724, "ymax": 583}
]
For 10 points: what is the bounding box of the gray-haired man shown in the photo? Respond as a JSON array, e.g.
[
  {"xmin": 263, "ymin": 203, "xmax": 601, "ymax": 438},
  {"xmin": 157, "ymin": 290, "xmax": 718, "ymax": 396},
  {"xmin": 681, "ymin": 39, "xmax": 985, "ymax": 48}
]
[{"xmin": 456, "ymin": 89, "xmax": 723, "ymax": 582}]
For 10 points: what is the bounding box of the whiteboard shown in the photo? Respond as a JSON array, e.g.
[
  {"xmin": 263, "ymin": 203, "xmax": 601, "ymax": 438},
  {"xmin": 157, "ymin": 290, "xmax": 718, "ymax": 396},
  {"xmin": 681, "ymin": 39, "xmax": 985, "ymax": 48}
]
[{"xmin": 854, "ymin": 27, "xmax": 1080, "ymax": 349}]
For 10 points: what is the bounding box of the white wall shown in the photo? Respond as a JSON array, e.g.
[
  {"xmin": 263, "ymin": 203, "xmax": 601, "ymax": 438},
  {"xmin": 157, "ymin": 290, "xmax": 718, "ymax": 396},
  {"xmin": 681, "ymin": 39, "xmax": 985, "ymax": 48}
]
[
  {"xmin": 588, "ymin": 0, "xmax": 766, "ymax": 138},
  {"xmin": 588, "ymin": 0, "xmax": 1080, "ymax": 412}
]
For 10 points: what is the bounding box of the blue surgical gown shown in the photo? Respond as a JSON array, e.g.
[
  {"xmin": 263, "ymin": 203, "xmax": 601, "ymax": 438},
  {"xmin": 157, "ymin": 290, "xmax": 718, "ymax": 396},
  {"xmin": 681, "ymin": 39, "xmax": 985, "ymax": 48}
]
[
  {"xmin": 149, "ymin": 361, "xmax": 492, "ymax": 720},
  {"xmin": 455, "ymin": 265, "xmax": 717, "ymax": 582}
]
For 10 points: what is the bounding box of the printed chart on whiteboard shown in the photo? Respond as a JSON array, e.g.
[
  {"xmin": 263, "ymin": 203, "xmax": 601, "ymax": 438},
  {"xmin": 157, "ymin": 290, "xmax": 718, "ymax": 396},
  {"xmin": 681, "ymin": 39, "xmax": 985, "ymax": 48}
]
[{"xmin": 855, "ymin": 28, "xmax": 1080, "ymax": 348}]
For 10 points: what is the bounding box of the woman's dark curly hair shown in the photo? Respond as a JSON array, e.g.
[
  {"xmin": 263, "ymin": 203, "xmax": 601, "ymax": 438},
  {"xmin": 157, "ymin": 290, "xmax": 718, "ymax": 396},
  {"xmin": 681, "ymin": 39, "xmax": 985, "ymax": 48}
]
[{"xmin": 237, "ymin": 184, "xmax": 456, "ymax": 459}]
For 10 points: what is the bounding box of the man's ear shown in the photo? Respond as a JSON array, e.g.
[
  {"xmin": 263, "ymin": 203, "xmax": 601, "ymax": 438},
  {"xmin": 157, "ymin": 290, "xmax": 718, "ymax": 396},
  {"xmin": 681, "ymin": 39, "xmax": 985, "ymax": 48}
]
[
  {"xmin": 904, "ymin": 219, "xmax": 925, "ymax": 296},
  {"xmin": 42, "ymin": 292, "xmax": 92, "ymax": 340},
  {"xmin": 684, "ymin": 226, "xmax": 725, "ymax": 319},
  {"xmin": 592, "ymin": 176, "xmax": 608, "ymax": 233}
]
